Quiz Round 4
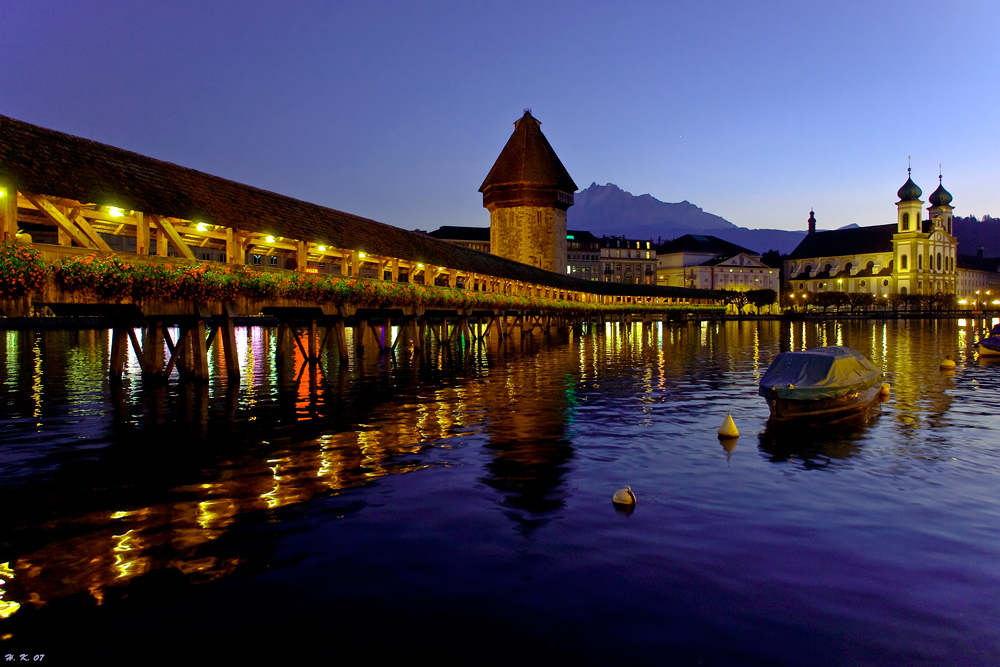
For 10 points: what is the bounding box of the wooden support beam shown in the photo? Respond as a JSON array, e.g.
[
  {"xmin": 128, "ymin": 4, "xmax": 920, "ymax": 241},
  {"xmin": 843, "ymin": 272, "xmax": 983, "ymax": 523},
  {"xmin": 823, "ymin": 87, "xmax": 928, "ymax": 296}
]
[
  {"xmin": 151, "ymin": 215, "xmax": 196, "ymax": 260},
  {"xmin": 370, "ymin": 321, "xmax": 385, "ymax": 352},
  {"xmin": 226, "ymin": 228, "xmax": 247, "ymax": 265},
  {"xmin": 290, "ymin": 325, "xmax": 309, "ymax": 360},
  {"xmin": 126, "ymin": 326, "xmax": 150, "ymax": 374},
  {"xmin": 308, "ymin": 319, "xmax": 318, "ymax": 360},
  {"xmin": 334, "ymin": 321, "xmax": 349, "ymax": 361},
  {"xmin": 410, "ymin": 319, "xmax": 422, "ymax": 351},
  {"xmin": 355, "ymin": 320, "xmax": 366, "ymax": 354},
  {"xmin": 391, "ymin": 258, "xmax": 400, "ymax": 282},
  {"xmin": 0, "ymin": 184, "xmax": 17, "ymax": 242},
  {"xmin": 144, "ymin": 321, "xmax": 165, "ymax": 377},
  {"xmin": 22, "ymin": 192, "xmax": 98, "ymax": 250},
  {"xmin": 109, "ymin": 324, "xmax": 129, "ymax": 382},
  {"xmin": 297, "ymin": 240, "xmax": 308, "ymax": 273},
  {"xmin": 162, "ymin": 324, "xmax": 188, "ymax": 379},
  {"xmin": 135, "ymin": 211, "xmax": 150, "ymax": 256},
  {"xmin": 388, "ymin": 321, "xmax": 402, "ymax": 352},
  {"xmin": 70, "ymin": 212, "xmax": 114, "ymax": 253},
  {"xmin": 190, "ymin": 320, "xmax": 209, "ymax": 380}
]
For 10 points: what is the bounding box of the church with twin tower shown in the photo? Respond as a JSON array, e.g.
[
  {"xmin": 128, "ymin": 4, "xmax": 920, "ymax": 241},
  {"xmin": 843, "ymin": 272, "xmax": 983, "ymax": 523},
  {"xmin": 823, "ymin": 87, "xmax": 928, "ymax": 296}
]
[{"xmin": 480, "ymin": 110, "xmax": 577, "ymax": 274}]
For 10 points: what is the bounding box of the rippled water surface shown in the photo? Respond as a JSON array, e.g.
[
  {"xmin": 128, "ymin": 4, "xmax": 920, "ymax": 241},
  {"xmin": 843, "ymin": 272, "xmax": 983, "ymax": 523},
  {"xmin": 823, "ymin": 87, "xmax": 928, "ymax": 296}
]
[{"xmin": 2, "ymin": 319, "xmax": 999, "ymax": 664}]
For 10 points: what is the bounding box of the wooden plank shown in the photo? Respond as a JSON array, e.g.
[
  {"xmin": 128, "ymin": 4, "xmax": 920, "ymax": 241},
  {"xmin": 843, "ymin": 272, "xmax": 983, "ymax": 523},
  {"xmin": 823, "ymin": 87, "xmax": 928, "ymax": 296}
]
[
  {"xmin": 151, "ymin": 215, "xmax": 196, "ymax": 260},
  {"xmin": 22, "ymin": 192, "xmax": 97, "ymax": 250}
]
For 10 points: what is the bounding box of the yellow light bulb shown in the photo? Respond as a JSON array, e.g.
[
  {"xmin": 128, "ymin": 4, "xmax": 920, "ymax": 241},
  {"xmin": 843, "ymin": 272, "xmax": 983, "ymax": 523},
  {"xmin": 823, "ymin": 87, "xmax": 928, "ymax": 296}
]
[
  {"xmin": 266, "ymin": 236, "xmax": 275, "ymax": 243},
  {"xmin": 317, "ymin": 246, "xmax": 326, "ymax": 252},
  {"xmin": 195, "ymin": 223, "xmax": 208, "ymax": 232},
  {"xmin": 108, "ymin": 206, "xmax": 125, "ymax": 218}
]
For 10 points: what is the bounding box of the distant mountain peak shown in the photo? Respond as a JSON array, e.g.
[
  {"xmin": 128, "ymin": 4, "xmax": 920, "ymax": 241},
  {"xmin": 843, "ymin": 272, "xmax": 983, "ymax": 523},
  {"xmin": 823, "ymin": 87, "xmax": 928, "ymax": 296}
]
[{"xmin": 569, "ymin": 182, "xmax": 805, "ymax": 255}]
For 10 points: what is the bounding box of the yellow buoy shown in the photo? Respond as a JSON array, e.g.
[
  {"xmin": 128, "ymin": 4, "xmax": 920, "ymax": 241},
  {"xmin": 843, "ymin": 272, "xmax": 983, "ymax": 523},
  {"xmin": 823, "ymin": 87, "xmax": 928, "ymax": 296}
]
[
  {"xmin": 879, "ymin": 382, "xmax": 891, "ymax": 396},
  {"xmin": 718, "ymin": 411, "xmax": 739, "ymax": 438},
  {"xmin": 612, "ymin": 486, "xmax": 636, "ymax": 505},
  {"xmin": 940, "ymin": 357, "xmax": 956, "ymax": 370}
]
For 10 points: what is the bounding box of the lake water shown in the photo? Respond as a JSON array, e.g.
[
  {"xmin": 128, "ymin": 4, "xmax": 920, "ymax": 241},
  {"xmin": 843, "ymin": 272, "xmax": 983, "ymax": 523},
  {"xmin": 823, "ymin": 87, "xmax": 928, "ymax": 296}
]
[{"xmin": 1, "ymin": 319, "xmax": 999, "ymax": 665}]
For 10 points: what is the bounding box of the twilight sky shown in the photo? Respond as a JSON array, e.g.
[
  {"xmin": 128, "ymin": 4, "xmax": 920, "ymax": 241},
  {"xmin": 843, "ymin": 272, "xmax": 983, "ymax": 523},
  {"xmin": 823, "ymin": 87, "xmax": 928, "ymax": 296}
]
[{"xmin": 3, "ymin": 1, "xmax": 998, "ymax": 234}]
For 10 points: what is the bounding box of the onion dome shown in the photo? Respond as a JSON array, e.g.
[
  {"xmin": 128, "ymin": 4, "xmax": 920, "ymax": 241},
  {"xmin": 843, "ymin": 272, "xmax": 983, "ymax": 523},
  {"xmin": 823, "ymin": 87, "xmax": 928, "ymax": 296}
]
[
  {"xmin": 897, "ymin": 170, "xmax": 922, "ymax": 201},
  {"xmin": 929, "ymin": 176, "xmax": 953, "ymax": 206}
]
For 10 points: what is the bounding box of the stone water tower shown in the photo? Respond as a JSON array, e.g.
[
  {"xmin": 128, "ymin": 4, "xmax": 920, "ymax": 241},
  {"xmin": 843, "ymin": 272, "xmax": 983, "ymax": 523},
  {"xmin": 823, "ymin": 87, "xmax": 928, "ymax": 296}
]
[{"xmin": 479, "ymin": 110, "xmax": 577, "ymax": 273}]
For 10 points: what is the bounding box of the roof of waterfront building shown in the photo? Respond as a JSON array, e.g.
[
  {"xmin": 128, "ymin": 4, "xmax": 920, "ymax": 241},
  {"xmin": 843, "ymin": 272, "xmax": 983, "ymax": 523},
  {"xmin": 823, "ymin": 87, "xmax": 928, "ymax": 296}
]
[
  {"xmin": 957, "ymin": 253, "xmax": 1000, "ymax": 273},
  {"xmin": 786, "ymin": 224, "xmax": 897, "ymax": 260},
  {"xmin": 656, "ymin": 234, "xmax": 758, "ymax": 257},
  {"xmin": 0, "ymin": 114, "xmax": 719, "ymax": 301}
]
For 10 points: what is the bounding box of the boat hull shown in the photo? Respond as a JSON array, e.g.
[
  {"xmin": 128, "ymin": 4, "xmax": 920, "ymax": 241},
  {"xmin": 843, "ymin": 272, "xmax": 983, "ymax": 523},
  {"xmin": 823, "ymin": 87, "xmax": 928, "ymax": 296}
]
[
  {"xmin": 764, "ymin": 384, "xmax": 882, "ymax": 422},
  {"xmin": 976, "ymin": 337, "xmax": 1000, "ymax": 356}
]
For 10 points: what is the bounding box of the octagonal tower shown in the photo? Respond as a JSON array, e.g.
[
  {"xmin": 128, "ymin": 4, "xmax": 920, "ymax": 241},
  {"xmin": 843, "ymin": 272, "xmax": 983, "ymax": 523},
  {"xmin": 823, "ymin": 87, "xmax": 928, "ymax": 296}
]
[{"xmin": 480, "ymin": 110, "xmax": 577, "ymax": 273}]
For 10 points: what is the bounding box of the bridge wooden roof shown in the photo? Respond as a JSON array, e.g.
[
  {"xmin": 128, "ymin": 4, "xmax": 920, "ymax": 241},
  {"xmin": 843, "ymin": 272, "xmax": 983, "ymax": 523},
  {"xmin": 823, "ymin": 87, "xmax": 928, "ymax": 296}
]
[{"xmin": 0, "ymin": 114, "xmax": 717, "ymax": 299}]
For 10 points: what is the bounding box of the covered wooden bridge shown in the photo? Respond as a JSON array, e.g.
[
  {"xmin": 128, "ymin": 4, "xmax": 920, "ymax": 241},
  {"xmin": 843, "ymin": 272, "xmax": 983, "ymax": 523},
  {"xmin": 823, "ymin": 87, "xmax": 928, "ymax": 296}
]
[{"xmin": 0, "ymin": 115, "xmax": 725, "ymax": 381}]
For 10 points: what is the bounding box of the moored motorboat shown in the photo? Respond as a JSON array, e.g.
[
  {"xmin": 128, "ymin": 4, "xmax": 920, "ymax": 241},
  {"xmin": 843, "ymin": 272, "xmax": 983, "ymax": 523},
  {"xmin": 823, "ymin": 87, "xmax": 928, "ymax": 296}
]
[
  {"xmin": 975, "ymin": 324, "xmax": 1000, "ymax": 357},
  {"xmin": 758, "ymin": 346, "xmax": 883, "ymax": 421}
]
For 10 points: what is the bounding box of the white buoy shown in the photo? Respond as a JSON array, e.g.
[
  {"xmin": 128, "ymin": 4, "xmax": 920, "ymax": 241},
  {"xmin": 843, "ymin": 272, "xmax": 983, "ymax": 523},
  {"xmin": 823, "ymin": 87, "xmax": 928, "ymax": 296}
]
[
  {"xmin": 612, "ymin": 486, "xmax": 636, "ymax": 505},
  {"xmin": 940, "ymin": 357, "xmax": 956, "ymax": 370},
  {"xmin": 880, "ymin": 382, "xmax": 891, "ymax": 396},
  {"xmin": 718, "ymin": 411, "xmax": 739, "ymax": 438}
]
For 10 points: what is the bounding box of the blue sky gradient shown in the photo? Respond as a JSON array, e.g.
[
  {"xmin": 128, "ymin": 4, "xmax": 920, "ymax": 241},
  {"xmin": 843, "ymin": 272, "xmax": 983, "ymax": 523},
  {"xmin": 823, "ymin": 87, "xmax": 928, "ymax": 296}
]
[{"xmin": 3, "ymin": 1, "xmax": 997, "ymax": 233}]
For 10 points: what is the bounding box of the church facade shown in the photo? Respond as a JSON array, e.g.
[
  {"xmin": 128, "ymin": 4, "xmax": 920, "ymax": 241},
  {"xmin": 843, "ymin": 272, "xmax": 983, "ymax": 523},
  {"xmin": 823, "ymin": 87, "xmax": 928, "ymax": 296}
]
[{"xmin": 784, "ymin": 171, "xmax": 958, "ymax": 298}]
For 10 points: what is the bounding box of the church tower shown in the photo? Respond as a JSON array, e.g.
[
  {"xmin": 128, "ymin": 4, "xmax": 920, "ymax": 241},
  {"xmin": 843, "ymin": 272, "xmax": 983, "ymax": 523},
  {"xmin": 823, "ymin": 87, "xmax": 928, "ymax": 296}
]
[
  {"xmin": 896, "ymin": 168, "xmax": 923, "ymax": 234},
  {"xmin": 480, "ymin": 110, "xmax": 577, "ymax": 273},
  {"xmin": 928, "ymin": 174, "xmax": 954, "ymax": 236}
]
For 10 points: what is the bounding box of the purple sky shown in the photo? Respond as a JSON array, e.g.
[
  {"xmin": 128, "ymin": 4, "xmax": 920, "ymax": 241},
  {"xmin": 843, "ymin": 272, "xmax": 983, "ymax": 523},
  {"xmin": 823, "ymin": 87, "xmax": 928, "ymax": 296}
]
[{"xmin": 3, "ymin": 1, "xmax": 998, "ymax": 234}]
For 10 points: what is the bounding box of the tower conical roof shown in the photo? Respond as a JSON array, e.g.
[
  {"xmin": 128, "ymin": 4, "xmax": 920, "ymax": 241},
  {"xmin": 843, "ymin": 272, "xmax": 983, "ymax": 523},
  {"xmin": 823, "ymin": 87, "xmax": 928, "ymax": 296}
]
[
  {"xmin": 929, "ymin": 176, "xmax": 953, "ymax": 206},
  {"xmin": 480, "ymin": 111, "xmax": 577, "ymax": 209},
  {"xmin": 897, "ymin": 170, "xmax": 922, "ymax": 202}
]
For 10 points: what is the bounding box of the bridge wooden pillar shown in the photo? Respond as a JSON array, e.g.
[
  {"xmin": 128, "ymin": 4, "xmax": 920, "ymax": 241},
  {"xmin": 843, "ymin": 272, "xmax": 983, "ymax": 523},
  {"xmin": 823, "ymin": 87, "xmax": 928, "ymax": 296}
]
[
  {"xmin": 109, "ymin": 324, "xmax": 130, "ymax": 382},
  {"xmin": 1, "ymin": 185, "xmax": 18, "ymax": 241},
  {"xmin": 355, "ymin": 318, "xmax": 367, "ymax": 354},
  {"xmin": 189, "ymin": 320, "xmax": 209, "ymax": 380},
  {"xmin": 143, "ymin": 320, "xmax": 165, "ymax": 377},
  {"xmin": 297, "ymin": 241, "xmax": 308, "ymax": 273},
  {"xmin": 156, "ymin": 221, "xmax": 169, "ymax": 256},
  {"xmin": 391, "ymin": 258, "xmax": 400, "ymax": 282},
  {"xmin": 135, "ymin": 211, "xmax": 150, "ymax": 255},
  {"xmin": 333, "ymin": 321, "xmax": 349, "ymax": 362},
  {"xmin": 339, "ymin": 250, "xmax": 349, "ymax": 276},
  {"xmin": 276, "ymin": 322, "xmax": 291, "ymax": 364}
]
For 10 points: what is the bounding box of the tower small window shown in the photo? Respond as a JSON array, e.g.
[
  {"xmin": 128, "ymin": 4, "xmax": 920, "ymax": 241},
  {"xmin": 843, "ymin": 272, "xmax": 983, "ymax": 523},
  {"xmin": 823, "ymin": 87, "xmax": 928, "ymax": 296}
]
[
  {"xmin": 902, "ymin": 212, "xmax": 910, "ymax": 230},
  {"xmin": 901, "ymin": 254, "xmax": 908, "ymax": 270}
]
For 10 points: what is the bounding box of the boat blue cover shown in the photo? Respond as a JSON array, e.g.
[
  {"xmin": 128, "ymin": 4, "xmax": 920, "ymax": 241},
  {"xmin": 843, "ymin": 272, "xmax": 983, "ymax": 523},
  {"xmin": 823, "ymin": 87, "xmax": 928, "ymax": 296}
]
[{"xmin": 758, "ymin": 346, "xmax": 882, "ymax": 401}]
